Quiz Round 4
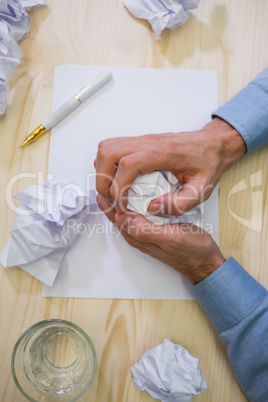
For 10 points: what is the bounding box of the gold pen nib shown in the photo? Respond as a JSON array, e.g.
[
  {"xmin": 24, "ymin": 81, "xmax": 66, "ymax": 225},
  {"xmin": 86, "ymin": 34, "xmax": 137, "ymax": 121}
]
[
  {"xmin": 20, "ymin": 124, "xmax": 47, "ymax": 147},
  {"xmin": 20, "ymin": 135, "xmax": 34, "ymax": 147}
]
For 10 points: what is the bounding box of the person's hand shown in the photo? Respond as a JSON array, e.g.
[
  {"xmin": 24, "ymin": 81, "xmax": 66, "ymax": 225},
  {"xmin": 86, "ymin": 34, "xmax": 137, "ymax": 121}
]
[
  {"xmin": 95, "ymin": 117, "xmax": 246, "ymax": 216},
  {"xmin": 97, "ymin": 194, "xmax": 226, "ymax": 284}
]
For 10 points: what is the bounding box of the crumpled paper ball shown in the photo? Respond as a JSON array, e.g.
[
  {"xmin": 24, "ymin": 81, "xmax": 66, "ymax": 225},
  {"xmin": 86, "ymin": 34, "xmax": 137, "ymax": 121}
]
[
  {"xmin": 127, "ymin": 171, "xmax": 202, "ymax": 225},
  {"xmin": 123, "ymin": 0, "xmax": 200, "ymax": 35},
  {"xmin": 131, "ymin": 339, "xmax": 207, "ymax": 402},
  {"xmin": 0, "ymin": 0, "xmax": 47, "ymax": 114},
  {"xmin": 0, "ymin": 182, "xmax": 93, "ymax": 286}
]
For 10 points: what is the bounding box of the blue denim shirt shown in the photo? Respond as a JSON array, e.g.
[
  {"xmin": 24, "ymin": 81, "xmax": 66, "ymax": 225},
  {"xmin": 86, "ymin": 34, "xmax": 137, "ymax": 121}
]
[
  {"xmin": 213, "ymin": 67, "xmax": 268, "ymax": 153},
  {"xmin": 194, "ymin": 258, "xmax": 268, "ymax": 402},
  {"xmin": 194, "ymin": 67, "xmax": 268, "ymax": 402}
]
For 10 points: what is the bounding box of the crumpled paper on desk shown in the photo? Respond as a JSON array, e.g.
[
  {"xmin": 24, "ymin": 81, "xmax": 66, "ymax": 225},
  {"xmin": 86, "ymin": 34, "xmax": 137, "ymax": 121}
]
[
  {"xmin": 131, "ymin": 339, "xmax": 207, "ymax": 401},
  {"xmin": 0, "ymin": 182, "xmax": 93, "ymax": 286},
  {"xmin": 0, "ymin": 0, "xmax": 46, "ymax": 114},
  {"xmin": 127, "ymin": 171, "xmax": 202, "ymax": 225},
  {"xmin": 0, "ymin": 173, "xmax": 201, "ymax": 286},
  {"xmin": 123, "ymin": 0, "xmax": 200, "ymax": 35},
  {"xmin": 0, "ymin": 55, "xmax": 20, "ymax": 113}
]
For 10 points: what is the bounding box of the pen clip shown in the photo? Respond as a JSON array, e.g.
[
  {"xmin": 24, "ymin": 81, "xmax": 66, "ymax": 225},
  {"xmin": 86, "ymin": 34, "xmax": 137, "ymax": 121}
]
[{"xmin": 79, "ymin": 72, "xmax": 104, "ymax": 91}]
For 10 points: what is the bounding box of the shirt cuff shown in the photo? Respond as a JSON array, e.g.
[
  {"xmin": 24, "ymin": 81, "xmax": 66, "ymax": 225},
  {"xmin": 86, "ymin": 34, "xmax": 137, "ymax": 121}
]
[
  {"xmin": 212, "ymin": 68, "xmax": 268, "ymax": 153},
  {"xmin": 192, "ymin": 257, "xmax": 268, "ymax": 332}
]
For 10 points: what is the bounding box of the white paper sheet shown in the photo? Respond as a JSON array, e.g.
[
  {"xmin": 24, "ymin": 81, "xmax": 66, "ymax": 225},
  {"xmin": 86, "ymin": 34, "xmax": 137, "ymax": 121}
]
[{"xmin": 43, "ymin": 65, "xmax": 218, "ymax": 299}]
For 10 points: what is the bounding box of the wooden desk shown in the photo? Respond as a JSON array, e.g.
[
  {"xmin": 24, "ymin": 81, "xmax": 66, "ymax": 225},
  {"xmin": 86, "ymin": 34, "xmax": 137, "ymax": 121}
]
[{"xmin": 0, "ymin": 1, "xmax": 267, "ymax": 400}]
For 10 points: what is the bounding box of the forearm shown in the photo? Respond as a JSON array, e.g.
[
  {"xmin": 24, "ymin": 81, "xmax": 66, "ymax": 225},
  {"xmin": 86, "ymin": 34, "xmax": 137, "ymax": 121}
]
[{"xmin": 193, "ymin": 258, "xmax": 268, "ymax": 401}]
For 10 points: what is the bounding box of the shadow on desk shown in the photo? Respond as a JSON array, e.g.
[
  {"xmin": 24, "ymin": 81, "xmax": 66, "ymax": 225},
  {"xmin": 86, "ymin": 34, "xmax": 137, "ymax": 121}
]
[{"xmin": 158, "ymin": 5, "xmax": 228, "ymax": 66}]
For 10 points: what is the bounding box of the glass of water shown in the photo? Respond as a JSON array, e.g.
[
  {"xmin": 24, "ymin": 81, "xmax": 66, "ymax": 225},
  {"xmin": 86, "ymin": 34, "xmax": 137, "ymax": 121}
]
[{"xmin": 11, "ymin": 319, "xmax": 97, "ymax": 401}]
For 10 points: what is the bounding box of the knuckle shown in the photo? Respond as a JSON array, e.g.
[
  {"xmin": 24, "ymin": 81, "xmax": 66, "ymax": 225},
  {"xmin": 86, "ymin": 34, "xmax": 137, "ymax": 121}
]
[
  {"xmin": 98, "ymin": 139, "xmax": 108, "ymax": 149},
  {"xmin": 97, "ymin": 146, "xmax": 110, "ymax": 161},
  {"xmin": 118, "ymin": 156, "xmax": 133, "ymax": 170}
]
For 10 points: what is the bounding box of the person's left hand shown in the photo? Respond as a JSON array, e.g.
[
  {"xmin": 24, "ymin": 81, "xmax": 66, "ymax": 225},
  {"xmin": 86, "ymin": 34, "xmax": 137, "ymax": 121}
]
[{"xmin": 96, "ymin": 194, "xmax": 226, "ymax": 284}]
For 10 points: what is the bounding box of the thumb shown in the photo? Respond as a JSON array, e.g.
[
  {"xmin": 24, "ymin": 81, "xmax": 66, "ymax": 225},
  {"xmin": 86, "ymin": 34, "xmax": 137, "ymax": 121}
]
[{"xmin": 148, "ymin": 180, "xmax": 211, "ymax": 216}]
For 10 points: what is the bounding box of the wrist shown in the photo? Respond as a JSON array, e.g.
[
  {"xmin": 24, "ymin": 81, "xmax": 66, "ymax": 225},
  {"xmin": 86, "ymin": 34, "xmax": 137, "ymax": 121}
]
[
  {"xmin": 191, "ymin": 252, "xmax": 226, "ymax": 285},
  {"xmin": 204, "ymin": 117, "xmax": 246, "ymax": 170}
]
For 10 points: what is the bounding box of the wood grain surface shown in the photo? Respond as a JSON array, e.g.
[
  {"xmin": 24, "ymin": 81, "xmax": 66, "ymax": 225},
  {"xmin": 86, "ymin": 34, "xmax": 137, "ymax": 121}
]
[{"xmin": 0, "ymin": 1, "xmax": 267, "ymax": 401}]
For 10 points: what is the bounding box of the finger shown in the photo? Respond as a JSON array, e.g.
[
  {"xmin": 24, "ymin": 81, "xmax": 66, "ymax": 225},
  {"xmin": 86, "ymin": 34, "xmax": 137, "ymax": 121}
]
[
  {"xmin": 116, "ymin": 215, "xmax": 171, "ymax": 259},
  {"xmin": 96, "ymin": 195, "xmax": 142, "ymax": 249},
  {"xmin": 95, "ymin": 139, "xmax": 161, "ymax": 200},
  {"xmin": 148, "ymin": 177, "xmax": 214, "ymax": 215},
  {"xmin": 96, "ymin": 198, "xmax": 164, "ymax": 256},
  {"xmin": 96, "ymin": 195, "xmax": 152, "ymax": 247},
  {"xmin": 115, "ymin": 211, "xmax": 206, "ymax": 247},
  {"xmin": 115, "ymin": 212, "xmax": 166, "ymax": 244},
  {"xmin": 110, "ymin": 146, "xmax": 176, "ymax": 208},
  {"xmin": 96, "ymin": 194, "xmax": 118, "ymax": 225},
  {"xmin": 97, "ymin": 136, "xmax": 140, "ymax": 150},
  {"xmin": 120, "ymin": 230, "xmax": 162, "ymax": 255},
  {"xmin": 97, "ymin": 195, "xmax": 172, "ymax": 260},
  {"xmin": 96, "ymin": 135, "xmax": 172, "ymax": 202},
  {"xmin": 97, "ymin": 133, "xmax": 166, "ymax": 150}
]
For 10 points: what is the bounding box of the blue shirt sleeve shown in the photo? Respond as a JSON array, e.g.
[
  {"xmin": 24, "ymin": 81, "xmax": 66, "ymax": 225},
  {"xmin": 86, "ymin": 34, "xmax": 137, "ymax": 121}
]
[
  {"xmin": 213, "ymin": 68, "xmax": 268, "ymax": 153},
  {"xmin": 193, "ymin": 257, "xmax": 268, "ymax": 402}
]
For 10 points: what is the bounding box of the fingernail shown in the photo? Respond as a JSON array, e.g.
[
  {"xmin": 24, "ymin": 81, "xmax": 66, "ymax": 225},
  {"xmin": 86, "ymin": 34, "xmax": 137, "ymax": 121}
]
[{"xmin": 149, "ymin": 202, "xmax": 166, "ymax": 215}]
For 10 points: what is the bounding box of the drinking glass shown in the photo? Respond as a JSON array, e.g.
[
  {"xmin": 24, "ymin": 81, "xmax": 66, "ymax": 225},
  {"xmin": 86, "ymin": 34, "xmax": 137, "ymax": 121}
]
[{"xmin": 11, "ymin": 319, "xmax": 97, "ymax": 401}]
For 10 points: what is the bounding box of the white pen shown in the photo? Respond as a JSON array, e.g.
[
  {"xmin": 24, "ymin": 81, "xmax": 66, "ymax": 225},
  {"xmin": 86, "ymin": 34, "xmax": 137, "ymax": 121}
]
[{"xmin": 20, "ymin": 71, "xmax": 112, "ymax": 147}]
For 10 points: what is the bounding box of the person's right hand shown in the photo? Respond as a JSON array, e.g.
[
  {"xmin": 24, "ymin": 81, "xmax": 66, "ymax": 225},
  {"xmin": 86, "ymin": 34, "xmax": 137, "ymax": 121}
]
[{"xmin": 95, "ymin": 117, "xmax": 246, "ymax": 215}]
